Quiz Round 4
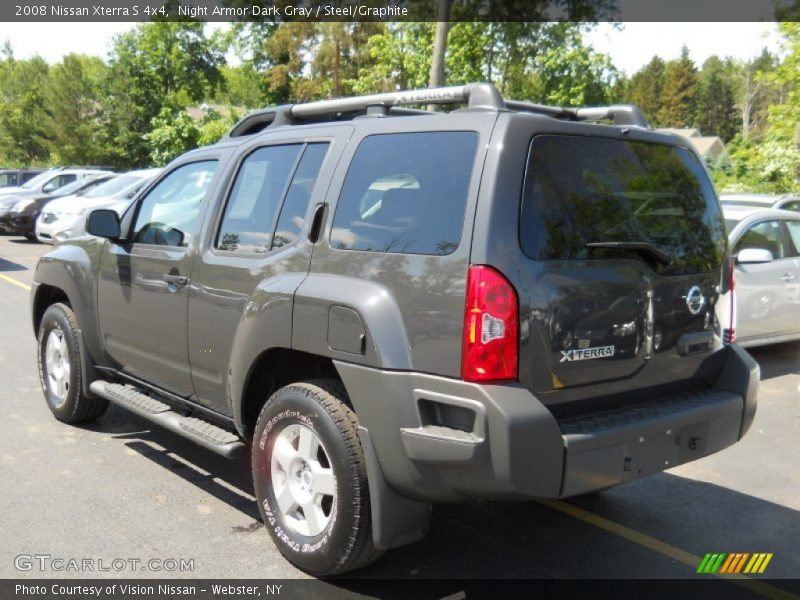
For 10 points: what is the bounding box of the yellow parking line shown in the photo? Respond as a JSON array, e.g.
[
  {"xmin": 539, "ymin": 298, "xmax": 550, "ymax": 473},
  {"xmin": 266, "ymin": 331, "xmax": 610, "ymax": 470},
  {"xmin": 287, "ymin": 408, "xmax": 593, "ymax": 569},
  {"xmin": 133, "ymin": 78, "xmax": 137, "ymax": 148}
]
[
  {"xmin": 541, "ymin": 500, "xmax": 798, "ymax": 600},
  {"xmin": 0, "ymin": 272, "xmax": 31, "ymax": 292}
]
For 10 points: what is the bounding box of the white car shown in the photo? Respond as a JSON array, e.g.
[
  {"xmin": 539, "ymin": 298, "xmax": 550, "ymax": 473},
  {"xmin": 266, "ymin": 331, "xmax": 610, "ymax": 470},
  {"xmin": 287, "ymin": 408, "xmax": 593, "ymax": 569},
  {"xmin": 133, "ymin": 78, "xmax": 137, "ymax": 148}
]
[
  {"xmin": 725, "ymin": 206, "xmax": 800, "ymax": 347},
  {"xmin": 36, "ymin": 169, "xmax": 161, "ymax": 244},
  {"xmin": 721, "ymin": 193, "xmax": 800, "ymax": 212}
]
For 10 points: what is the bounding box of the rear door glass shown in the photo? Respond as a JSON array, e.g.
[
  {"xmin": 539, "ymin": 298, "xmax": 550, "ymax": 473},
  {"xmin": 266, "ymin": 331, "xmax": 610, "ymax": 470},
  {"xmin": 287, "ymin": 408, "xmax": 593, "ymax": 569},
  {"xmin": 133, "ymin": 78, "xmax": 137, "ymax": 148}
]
[
  {"xmin": 520, "ymin": 135, "xmax": 726, "ymax": 275},
  {"xmin": 331, "ymin": 131, "xmax": 479, "ymax": 255}
]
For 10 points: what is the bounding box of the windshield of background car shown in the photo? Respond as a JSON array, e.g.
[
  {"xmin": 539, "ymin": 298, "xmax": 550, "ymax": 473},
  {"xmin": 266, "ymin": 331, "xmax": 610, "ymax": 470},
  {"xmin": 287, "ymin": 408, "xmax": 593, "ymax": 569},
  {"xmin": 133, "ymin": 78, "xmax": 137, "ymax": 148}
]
[
  {"xmin": 520, "ymin": 135, "xmax": 727, "ymax": 275},
  {"xmin": 84, "ymin": 175, "xmax": 141, "ymax": 198},
  {"xmin": 22, "ymin": 170, "xmax": 56, "ymax": 190}
]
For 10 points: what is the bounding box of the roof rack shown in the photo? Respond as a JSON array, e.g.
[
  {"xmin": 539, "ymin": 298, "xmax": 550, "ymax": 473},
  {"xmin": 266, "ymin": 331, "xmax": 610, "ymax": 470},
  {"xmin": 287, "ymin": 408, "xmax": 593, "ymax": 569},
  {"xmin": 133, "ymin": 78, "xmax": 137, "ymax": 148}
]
[{"xmin": 225, "ymin": 82, "xmax": 648, "ymax": 138}]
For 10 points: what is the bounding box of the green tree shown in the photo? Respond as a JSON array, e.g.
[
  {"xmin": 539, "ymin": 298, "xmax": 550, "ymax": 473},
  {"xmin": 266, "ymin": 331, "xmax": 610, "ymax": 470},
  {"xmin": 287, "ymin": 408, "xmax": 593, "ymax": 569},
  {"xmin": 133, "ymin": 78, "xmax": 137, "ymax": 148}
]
[
  {"xmin": 0, "ymin": 53, "xmax": 50, "ymax": 164},
  {"xmin": 143, "ymin": 107, "xmax": 200, "ymax": 166},
  {"xmin": 312, "ymin": 23, "xmax": 385, "ymax": 97},
  {"xmin": 627, "ymin": 56, "xmax": 665, "ymax": 126},
  {"xmin": 657, "ymin": 46, "xmax": 698, "ymax": 128},
  {"xmin": 103, "ymin": 22, "xmax": 224, "ymax": 167},
  {"xmin": 44, "ymin": 54, "xmax": 108, "ymax": 164},
  {"xmin": 354, "ymin": 23, "xmax": 434, "ymax": 93},
  {"xmin": 694, "ymin": 56, "xmax": 738, "ymax": 141},
  {"xmin": 214, "ymin": 64, "xmax": 264, "ymax": 108}
]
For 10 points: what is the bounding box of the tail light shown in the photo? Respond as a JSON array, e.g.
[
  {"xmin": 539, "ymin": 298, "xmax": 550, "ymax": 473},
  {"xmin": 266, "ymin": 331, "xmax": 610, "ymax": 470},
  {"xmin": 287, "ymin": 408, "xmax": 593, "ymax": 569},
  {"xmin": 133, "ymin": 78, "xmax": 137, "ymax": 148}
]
[
  {"xmin": 724, "ymin": 259, "xmax": 736, "ymax": 344},
  {"xmin": 462, "ymin": 265, "xmax": 518, "ymax": 382}
]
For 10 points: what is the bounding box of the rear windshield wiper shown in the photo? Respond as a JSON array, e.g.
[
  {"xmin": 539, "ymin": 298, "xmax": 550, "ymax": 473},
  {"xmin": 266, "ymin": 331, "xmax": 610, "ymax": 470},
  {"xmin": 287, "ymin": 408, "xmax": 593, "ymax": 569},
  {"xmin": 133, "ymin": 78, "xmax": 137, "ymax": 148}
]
[{"xmin": 586, "ymin": 241, "xmax": 672, "ymax": 265}]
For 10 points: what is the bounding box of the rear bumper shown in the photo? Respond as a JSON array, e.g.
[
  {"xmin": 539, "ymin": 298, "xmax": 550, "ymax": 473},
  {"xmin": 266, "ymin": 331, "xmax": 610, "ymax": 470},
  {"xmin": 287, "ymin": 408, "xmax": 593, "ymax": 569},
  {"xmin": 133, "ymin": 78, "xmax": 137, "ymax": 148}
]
[{"xmin": 334, "ymin": 344, "xmax": 758, "ymax": 502}]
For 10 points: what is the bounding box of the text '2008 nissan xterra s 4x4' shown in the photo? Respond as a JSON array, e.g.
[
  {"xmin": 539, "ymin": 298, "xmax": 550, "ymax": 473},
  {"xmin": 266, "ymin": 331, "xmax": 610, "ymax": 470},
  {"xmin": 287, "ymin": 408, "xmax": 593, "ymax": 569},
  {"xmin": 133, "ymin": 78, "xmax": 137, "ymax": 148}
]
[{"xmin": 31, "ymin": 83, "xmax": 759, "ymax": 575}]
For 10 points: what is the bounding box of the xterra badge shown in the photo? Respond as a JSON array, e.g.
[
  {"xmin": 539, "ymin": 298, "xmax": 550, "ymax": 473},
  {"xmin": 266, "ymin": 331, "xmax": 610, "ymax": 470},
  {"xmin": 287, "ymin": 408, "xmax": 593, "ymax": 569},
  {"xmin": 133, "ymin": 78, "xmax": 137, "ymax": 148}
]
[{"xmin": 560, "ymin": 345, "xmax": 615, "ymax": 362}]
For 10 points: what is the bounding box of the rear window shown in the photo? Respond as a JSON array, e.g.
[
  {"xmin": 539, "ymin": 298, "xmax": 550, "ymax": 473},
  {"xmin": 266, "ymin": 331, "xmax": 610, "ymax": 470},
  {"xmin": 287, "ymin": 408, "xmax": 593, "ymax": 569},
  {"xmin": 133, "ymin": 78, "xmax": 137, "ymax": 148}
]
[
  {"xmin": 520, "ymin": 135, "xmax": 726, "ymax": 275},
  {"xmin": 330, "ymin": 131, "xmax": 479, "ymax": 255}
]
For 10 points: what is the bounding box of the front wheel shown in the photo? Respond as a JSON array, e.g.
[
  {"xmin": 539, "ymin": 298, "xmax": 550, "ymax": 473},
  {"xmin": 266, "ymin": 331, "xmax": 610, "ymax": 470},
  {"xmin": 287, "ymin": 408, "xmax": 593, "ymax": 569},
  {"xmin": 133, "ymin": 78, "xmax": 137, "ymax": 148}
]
[
  {"xmin": 251, "ymin": 379, "xmax": 382, "ymax": 576},
  {"xmin": 37, "ymin": 303, "xmax": 108, "ymax": 423}
]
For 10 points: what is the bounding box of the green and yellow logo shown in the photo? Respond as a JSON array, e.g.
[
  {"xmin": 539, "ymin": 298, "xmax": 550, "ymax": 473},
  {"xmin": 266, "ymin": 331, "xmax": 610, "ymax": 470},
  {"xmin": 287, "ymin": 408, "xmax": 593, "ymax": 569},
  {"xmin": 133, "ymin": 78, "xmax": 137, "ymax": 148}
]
[{"xmin": 697, "ymin": 553, "xmax": 773, "ymax": 574}]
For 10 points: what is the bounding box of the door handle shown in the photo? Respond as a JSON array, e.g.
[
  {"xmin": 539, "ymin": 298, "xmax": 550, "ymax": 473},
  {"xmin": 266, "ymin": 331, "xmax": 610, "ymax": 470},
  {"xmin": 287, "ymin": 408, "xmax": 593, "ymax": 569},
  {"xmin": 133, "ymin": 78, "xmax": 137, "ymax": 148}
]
[
  {"xmin": 163, "ymin": 274, "xmax": 188, "ymax": 286},
  {"xmin": 780, "ymin": 273, "xmax": 796, "ymax": 282}
]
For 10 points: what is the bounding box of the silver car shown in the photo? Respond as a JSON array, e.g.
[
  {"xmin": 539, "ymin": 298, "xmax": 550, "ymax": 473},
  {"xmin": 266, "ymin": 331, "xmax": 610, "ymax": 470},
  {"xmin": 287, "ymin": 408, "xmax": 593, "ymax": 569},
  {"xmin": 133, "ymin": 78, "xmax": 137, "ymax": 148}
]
[
  {"xmin": 725, "ymin": 207, "xmax": 800, "ymax": 347},
  {"xmin": 721, "ymin": 193, "xmax": 800, "ymax": 212}
]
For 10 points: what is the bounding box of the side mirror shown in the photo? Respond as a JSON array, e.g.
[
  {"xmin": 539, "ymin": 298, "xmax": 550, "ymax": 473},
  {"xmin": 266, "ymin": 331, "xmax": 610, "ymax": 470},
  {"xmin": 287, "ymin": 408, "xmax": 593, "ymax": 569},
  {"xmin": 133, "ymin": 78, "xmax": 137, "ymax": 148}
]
[
  {"xmin": 736, "ymin": 247, "xmax": 774, "ymax": 264},
  {"xmin": 86, "ymin": 209, "xmax": 121, "ymax": 240}
]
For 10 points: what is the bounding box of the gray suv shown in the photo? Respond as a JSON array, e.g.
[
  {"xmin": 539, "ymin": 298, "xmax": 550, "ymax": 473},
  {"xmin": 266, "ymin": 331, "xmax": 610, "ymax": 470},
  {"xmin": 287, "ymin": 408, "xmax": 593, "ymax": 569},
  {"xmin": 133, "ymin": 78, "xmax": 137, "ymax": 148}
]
[{"xmin": 31, "ymin": 83, "xmax": 758, "ymax": 575}]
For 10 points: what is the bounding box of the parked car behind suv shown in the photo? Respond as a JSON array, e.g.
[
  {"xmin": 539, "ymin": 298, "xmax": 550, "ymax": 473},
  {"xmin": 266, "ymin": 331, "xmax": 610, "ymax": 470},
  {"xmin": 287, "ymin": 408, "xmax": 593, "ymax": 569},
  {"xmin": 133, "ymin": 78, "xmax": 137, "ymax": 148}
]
[
  {"xmin": 0, "ymin": 168, "xmax": 47, "ymax": 188},
  {"xmin": 720, "ymin": 193, "xmax": 800, "ymax": 212},
  {"xmin": 0, "ymin": 173, "xmax": 114, "ymax": 239},
  {"xmin": 724, "ymin": 206, "xmax": 800, "ymax": 347},
  {"xmin": 31, "ymin": 83, "xmax": 758, "ymax": 576},
  {"xmin": 0, "ymin": 168, "xmax": 113, "ymax": 224},
  {"xmin": 37, "ymin": 168, "xmax": 161, "ymax": 244}
]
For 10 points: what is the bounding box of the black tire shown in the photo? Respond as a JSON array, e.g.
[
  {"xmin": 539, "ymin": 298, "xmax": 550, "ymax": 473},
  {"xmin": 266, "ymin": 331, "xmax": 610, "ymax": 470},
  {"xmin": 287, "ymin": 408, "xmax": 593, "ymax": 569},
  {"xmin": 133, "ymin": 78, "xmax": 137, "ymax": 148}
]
[
  {"xmin": 37, "ymin": 302, "xmax": 108, "ymax": 423},
  {"xmin": 252, "ymin": 379, "xmax": 382, "ymax": 576}
]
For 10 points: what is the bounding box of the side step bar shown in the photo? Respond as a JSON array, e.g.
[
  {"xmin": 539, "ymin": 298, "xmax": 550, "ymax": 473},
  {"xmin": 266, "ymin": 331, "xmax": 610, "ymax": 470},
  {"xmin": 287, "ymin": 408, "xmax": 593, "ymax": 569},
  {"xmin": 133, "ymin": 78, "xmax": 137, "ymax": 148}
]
[{"xmin": 90, "ymin": 381, "xmax": 247, "ymax": 459}]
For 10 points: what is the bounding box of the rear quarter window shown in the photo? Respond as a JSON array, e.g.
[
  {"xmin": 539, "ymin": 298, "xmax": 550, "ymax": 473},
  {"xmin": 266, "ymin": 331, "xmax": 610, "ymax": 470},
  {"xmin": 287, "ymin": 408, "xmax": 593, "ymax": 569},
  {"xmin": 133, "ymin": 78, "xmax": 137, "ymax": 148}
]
[
  {"xmin": 330, "ymin": 131, "xmax": 479, "ymax": 255},
  {"xmin": 520, "ymin": 135, "xmax": 727, "ymax": 275}
]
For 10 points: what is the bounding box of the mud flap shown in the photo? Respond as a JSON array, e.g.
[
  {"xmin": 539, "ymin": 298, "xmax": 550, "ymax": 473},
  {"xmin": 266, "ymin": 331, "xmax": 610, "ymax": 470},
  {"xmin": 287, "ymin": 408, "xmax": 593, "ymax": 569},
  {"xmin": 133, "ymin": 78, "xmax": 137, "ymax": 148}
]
[{"xmin": 358, "ymin": 426, "xmax": 431, "ymax": 550}]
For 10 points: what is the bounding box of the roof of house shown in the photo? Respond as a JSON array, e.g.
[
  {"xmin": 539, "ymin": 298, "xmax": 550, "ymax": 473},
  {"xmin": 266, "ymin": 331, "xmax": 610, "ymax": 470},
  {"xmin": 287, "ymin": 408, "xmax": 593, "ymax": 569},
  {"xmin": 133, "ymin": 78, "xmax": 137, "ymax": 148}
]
[
  {"xmin": 690, "ymin": 136, "xmax": 725, "ymax": 157},
  {"xmin": 657, "ymin": 127, "xmax": 701, "ymax": 138}
]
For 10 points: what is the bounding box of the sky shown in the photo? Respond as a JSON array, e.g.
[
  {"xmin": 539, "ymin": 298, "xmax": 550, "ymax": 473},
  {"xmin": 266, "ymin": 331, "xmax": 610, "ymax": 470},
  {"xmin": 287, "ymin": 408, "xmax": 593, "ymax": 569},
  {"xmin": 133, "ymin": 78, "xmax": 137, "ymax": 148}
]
[{"xmin": 0, "ymin": 21, "xmax": 784, "ymax": 75}]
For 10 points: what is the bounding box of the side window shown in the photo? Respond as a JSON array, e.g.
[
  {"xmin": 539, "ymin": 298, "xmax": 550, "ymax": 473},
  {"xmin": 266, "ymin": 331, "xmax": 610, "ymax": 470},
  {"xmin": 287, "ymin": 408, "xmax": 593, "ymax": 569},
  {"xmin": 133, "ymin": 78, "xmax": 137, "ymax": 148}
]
[
  {"xmin": 42, "ymin": 174, "xmax": 76, "ymax": 193},
  {"xmin": 217, "ymin": 145, "xmax": 303, "ymax": 253},
  {"xmin": 735, "ymin": 220, "xmax": 787, "ymax": 260},
  {"xmin": 132, "ymin": 161, "xmax": 217, "ymax": 247},
  {"xmin": 330, "ymin": 131, "xmax": 479, "ymax": 255},
  {"xmin": 785, "ymin": 221, "xmax": 800, "ymax": 255},
  {"xmin": 782, "ymin": 200, "xmax": 800, "ymax": 212},
  {"xmin": 273, "ymin": 143, "xmax": 329, "ymax": 250}
]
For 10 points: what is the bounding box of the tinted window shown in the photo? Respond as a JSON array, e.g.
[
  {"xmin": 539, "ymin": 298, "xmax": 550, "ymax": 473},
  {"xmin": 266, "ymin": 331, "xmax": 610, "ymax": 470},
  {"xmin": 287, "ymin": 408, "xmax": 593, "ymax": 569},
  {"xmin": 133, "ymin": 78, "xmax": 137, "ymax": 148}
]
[
  {"xmin": 331, "ymin": 131, "xmax": 479, "ymax": 255},
  {"xmin": 132, "ymin": 161, "xmax": 217, "ymax": 247},
  {"xmin": 273, "ymin": 143, "xmax": 329, "ymax": 250},
  {"xmin": 785, "ymin": 220, "xmax": 800, "ymax": 254},
  {"xmin": 520, "ymin": 135, "xmax": 726, "ymax": 275},
  {"xmin": 217, "ymin": 145, "xmax": 302, "ymax": 253},
  {"xmin": 735, "ymin": 220, "xmax": 787, "ymax": 259}
]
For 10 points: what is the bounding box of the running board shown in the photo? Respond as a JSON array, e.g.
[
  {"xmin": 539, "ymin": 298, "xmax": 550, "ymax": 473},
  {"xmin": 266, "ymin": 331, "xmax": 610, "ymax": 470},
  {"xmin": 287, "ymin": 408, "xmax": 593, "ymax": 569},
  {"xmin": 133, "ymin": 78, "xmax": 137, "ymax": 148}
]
[{"xmin": 89, "ymin": 381, "xmax": 247, "ymax": 459}]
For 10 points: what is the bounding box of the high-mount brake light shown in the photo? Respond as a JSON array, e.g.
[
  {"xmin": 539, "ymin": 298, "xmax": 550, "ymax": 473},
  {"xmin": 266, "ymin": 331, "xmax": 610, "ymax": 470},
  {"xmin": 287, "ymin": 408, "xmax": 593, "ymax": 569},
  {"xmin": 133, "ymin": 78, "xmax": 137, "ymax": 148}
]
[{"xmin": 462, "ymin": 265, "xmax": 518, "ymax": 382}]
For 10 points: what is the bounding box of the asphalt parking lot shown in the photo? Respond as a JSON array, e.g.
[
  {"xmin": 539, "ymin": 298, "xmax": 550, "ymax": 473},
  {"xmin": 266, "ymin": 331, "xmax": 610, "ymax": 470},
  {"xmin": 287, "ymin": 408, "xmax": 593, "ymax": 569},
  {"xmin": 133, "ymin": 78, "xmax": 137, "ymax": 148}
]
[{"xmin": 0, "ymin": 235, "xmax": 798, "ymax": 594}]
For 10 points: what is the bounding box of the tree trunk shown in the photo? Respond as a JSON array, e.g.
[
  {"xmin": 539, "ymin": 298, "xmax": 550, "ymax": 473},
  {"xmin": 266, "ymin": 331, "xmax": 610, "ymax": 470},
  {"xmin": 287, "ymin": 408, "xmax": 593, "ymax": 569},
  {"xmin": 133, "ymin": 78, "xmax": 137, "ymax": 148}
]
[
  {"xmin": 428, "ymin": 0, "xmax": 451, "ymax": 109},
  {"xmin": 333, "ymin": 38, "xmax": 341, "ymax": 97}
]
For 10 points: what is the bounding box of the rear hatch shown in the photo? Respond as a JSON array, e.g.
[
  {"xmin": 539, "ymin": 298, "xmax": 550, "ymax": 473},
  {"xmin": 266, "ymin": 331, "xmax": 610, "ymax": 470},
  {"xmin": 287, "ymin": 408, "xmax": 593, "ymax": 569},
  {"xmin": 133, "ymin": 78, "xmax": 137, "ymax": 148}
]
[{"xmin": 516, "ymin": 134, "xmax": 729, "ymax": 418}]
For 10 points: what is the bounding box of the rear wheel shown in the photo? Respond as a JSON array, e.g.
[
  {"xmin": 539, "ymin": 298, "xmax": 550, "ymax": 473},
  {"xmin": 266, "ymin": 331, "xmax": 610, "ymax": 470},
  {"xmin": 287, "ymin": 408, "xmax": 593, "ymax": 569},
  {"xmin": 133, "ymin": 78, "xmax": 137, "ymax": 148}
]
[
  {"xmin": 37, "ymin": 303, "xmax": 108, "ymax": 423},
  {"xmin": 251, "ymin": 379, "xmax": 381, "ymax": 576}
]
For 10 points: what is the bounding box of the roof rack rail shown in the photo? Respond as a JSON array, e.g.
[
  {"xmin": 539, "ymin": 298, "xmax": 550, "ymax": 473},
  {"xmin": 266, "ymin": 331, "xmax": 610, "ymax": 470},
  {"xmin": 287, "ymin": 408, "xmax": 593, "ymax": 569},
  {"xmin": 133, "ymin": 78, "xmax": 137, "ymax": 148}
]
[
  {"xmin": 505, "ymin": 100, "xmax": 648, "ymax": 128},
  {"xmin": 225, "ymin": 83, "xmax": 503, "ymax": 138},
  {"xmin": 225, "ymin": 82, "xmax": 648, "ymax": 138}
]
